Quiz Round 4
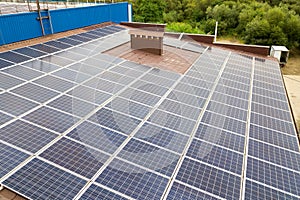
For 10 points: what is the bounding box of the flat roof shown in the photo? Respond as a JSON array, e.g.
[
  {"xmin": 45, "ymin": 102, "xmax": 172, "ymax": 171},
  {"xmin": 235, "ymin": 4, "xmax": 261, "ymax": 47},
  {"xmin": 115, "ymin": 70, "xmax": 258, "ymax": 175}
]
[{"xmin": 0, "ymin": 23, "xmax": 299, "ymax": 200}]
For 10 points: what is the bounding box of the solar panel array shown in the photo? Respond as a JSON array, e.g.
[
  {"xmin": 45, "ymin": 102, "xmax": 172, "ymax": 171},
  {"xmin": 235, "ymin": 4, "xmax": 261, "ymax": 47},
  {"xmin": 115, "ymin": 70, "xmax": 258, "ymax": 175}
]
[{"xmin": 0, "ymin": 25, "xmax": 299, "ymax": 200}]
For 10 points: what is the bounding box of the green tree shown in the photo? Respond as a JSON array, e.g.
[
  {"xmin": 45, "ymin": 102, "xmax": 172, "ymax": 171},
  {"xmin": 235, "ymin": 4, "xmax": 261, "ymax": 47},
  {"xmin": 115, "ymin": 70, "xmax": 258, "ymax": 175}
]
[{"xmin": 133, "ymin": 0, "xmax": 166, "ymax": 23}]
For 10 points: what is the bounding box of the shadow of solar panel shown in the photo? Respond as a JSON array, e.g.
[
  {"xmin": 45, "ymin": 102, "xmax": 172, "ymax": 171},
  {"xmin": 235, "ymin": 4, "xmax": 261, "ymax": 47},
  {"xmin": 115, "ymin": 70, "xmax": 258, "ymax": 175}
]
[
  {"xmin": 3, "ymin": 158, "xmax": 87, "ymax": 200},
  {"xmin": 250, "ymin": 113, "xmax": 295, "ymax": 135},
  {"xmin": 134, "ymin": 123, "xmax": 189, "ymax": 153},
  {"xmin": 245, "ymin": 180, "xmax": 299, "ymax": 200},
  {"xmin": 118, "ymin": 138, "xmax": 180, "ymax": 176},
  {"xmin": 30, "ymin": 44, "xmax": 60, "ymax": 54},
  {"xmin": 249, "ymin": 124, "xmax": 299, "ymax": 152},
  {"xmin": 167, "ymin": 182, "xmax": 218, "ymax": 200},
  {"xmin": 131, "ymin": 80, "xmax": 169, "ymax": 96},
  {"xmin": 105, "ymin": 97, "xmax": 151, "ymax": 119},
  {"xmin": 248, "ymin": 139, "xmax": 300, "ymax": 171},
  {"xmin": 0, "ymin": 143, "xmax": 29, "ymax": 179},
  {"xmin": 3, "ymin": 65, "xmax": 44, "ymax": 81},
  {"xmin": 177, "ymin": 157, "xmax": 241, "ymax": 199},
  {"xmin": 196, "ymin": 123, "xmax": 245, "ymax": 152},
  {"xmin": 187, "ymin": 139, "xmax": 243, "ymax": 174},
  {"xmin": 23, "ymin": 106, "xmax": 79, "ymax": 133},
  {"xmin": 23, "ymin": 60, "xmax": 61, "ymax": 73},
  {"xmin": 0, "ymin": 93, "xmax": 38, "ymax": 116},
  {"xmin": 148, "ymin": 110, "xmax": 196, "ymax": 135},
  {"xmin": 47, "ymin": 95, "xmax": 96, "ymax": 117},
  {"xmin": 95, "ymin": 158, "xmax": 168, "ymax": 199},
  {"xmin": 44, "ymin": 41, "xmax": 72, "ymax": 50},
  {"xmin": 201, "ymin": 111, "xmax": 246, "ymax": 135},
  {"xmin": 0, "ymin": 58, "xmax": 14, "ymax": 69},
  {"xmin": 67, "ymin": 121, "xmax": 127, "ymax": 154},
  {"xmin": 33, "ymin": 75, "xmax": 75, "ymax": 92},
  {"xmin": 120, "ymin": 88, "xmax": 161, "ymax": 107},
  {"xmin": 13, "ymin": 47, "xmax": 46, "ymax": 58},
  {"xmin": 0, "ymin": 73, "xmax": 24, "ymax": 90},
  {"xmin": 246, "ymin": 157, "xmax": 300, "ymax": 196},
  {"xmin": 88, "ymin": 108, "xmax": 140, "ymax": 135},
  {"xmin": 40, "ymin": 137, "xmax": 109, "ymax": 178},
  {"xmin": 0, "ymin": 51, "xmax": 31, "ymax": 63},
  {"xmin": 80, "ymin": 184, "xmax": 128, "ymax": 200},
  {"xmin": 0, "ymin": 120, "xmax": 57, "ymax": 153},
  {"xmin": 57, "ymin": 37, "xmax": 82, "ymax": 45},
  {"xmin": 67, "ymin": 85, "xmax": 112, "ymax": 105}
]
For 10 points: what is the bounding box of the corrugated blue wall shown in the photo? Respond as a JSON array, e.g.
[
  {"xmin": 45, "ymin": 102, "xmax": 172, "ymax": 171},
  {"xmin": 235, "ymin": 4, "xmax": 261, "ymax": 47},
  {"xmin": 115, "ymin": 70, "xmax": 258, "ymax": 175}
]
[{"xmin": 0, "ymin": 2, "xmax": 129, "ymax": 45}]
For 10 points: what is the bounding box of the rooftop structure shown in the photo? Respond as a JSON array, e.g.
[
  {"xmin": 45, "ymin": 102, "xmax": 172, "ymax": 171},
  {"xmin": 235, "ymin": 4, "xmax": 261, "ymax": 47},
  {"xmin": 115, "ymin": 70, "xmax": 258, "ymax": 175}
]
[{"xmin": 0, "ymin": 22, "xmax": 299, "ymax": 199}]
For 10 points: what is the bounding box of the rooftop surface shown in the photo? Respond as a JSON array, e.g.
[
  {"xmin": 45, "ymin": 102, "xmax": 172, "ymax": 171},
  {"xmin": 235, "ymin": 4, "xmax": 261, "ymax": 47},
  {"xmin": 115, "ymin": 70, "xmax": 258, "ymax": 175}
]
[{"xmin": 0, "ymin": 23, "xmax": 299, "ymax": 200}]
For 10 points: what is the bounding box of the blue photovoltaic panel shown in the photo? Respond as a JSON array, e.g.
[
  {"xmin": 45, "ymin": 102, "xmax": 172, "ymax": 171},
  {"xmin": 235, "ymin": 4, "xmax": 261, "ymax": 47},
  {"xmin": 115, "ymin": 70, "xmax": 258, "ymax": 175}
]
[
  {"xmin": 0, "ymin": 142, "xmax": 29, "ymax": 179},
  {"xmin": 13, "ymin": 47, "xmax": 46, "ymax": 58},
  {"xmin": 40, "ymin": 137, "xmax": 110, "ymax": 178},
  {"xmin": 67, "ymin": 121, "xmax": 127, "ymax": 154},
  {"xmin": 95, "ymin": 158, "xmax": 169, "ymax": 200},
  {"xmin": 176, "ymin": 157, "xmax": 241, "ymax": 200},
  {"xmin": 0, "ymin": 93, "xmax": 38, "ymax": 116},
  {"xmin": 0, "ymin": 112, "xmax": 13, "ymax": 125},
  {"xmin": 187, "ymin": 139, "xmax": 243, "ymax": 174},
  {"xmin": 118, "ymin": 138, "xmax": 180, "ymax": 176},
  {"xmin": 0, "ymin": 51, "xmax": 31, "ymax": 63},
  {"xmin": 3, "ymin": 158, "xmax": 87, "ymax": 200},
  {"xmin": 80, "ymin": 184, "xmax": 128, "ymax": 200},
  {"xmin": 0, "ymin": 25, "xmax": 299, "ymax": 200},
  {"xmin": 167, "ymin": 182, "xmax": 218, "ymax": 200},
  {"xmin": 11, "ymin": 83, "xmax": 59, "ymax": 103},
  {"xmin": 0, "ymin": 73, "xmax": 25, "ymax": 90},
  {"xmin": 23, "ymin": 106, "xmax": 79, "ymax": 133},
  {"xmin": 0, "ymin": 58, "xmax": 14, "ymax": 69},
  {"xmin": 0, "ymin": 120, "xmax": 57, "ymax": 153},
  {"xmin": 3, "ymin": 65, "xmax": 44, "ymax": 81}
]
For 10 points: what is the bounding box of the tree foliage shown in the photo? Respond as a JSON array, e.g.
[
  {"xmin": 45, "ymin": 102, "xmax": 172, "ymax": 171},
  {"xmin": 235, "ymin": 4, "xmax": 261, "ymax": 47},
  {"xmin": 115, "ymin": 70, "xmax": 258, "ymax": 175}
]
[{"xmin": 128, "ymin": 0, "xmax": 300, "ymax": 48}]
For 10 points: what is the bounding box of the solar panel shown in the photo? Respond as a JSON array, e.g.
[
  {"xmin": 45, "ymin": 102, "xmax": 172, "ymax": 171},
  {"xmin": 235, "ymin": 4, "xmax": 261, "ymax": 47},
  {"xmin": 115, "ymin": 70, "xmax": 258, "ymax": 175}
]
[{"xmin": 0, "ymin": 25, "xmax": 299, "ymax": 200}]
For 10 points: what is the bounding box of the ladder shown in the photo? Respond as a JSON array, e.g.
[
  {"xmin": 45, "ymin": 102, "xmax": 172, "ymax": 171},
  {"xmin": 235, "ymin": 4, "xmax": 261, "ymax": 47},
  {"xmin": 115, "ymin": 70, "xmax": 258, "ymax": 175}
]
[{"xmin": 36, "ymin": 0, "xmax": 53, "ymax": 36}]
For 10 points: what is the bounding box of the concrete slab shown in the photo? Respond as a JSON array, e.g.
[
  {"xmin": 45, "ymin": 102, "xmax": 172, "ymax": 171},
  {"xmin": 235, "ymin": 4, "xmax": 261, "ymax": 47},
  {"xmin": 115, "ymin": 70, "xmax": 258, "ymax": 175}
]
[{"xmin": 283, "ymin": 75, "xmax": 300, "ymax": 134}]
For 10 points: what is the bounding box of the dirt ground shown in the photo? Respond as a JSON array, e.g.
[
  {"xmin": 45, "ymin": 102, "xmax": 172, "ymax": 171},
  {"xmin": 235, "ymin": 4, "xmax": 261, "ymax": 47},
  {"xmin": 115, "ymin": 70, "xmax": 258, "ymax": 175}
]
[
  {"xmin": 281, "ymin": 49, "xmax": 300, "ymax": 134},
  {"xmin": 281, "ymin": 49, "xmax": 300, "ymax": 75}
]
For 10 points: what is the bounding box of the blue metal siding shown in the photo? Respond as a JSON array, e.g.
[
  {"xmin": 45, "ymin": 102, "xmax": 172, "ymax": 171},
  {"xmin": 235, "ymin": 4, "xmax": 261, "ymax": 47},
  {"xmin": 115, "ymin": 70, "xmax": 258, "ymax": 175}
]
[
  {"xmin": 0, "ymin": 2, "xmax": 129, "ymax": 45},
  {"xmin": 0, "ymin": 12, "xmax": 42, "ymax": 45}
]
